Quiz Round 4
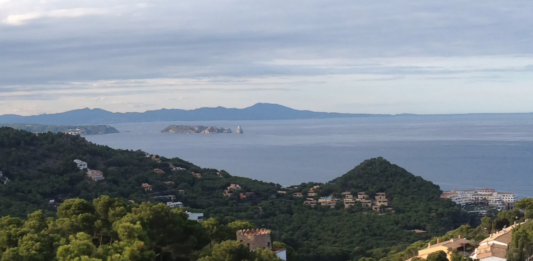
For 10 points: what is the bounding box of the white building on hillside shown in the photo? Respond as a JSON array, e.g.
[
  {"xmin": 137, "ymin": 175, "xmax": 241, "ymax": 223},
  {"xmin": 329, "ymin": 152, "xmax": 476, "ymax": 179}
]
[
  {"xmin": 167, "ymin": 202, "xmax": 184, "ymax": 208},
  {"xmin": 73, "ymin": 159, "xmax": 88, "ymax": 170},
  {"xmin": 186, "ymin": 212, "xmax": 204, "ymax": 222},
  {"xmin": 441, "ymin": 189, "xmax": 516, "ymax": 210}
]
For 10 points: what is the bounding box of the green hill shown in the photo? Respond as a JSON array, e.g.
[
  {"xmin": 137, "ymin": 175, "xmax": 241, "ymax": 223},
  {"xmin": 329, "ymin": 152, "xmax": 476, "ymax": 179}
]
[{"xmin": 0, "ymin": 127, "xmax": 476, "ymax": 261}]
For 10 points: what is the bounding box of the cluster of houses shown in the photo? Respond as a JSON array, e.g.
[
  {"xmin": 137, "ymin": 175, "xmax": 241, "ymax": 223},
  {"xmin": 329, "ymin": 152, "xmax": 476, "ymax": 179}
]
[
  {"xmin": 352, "ymin": 192, "xmax": 391, "ymax": 212},
  {"xmin": 142, "ymin": 183, "xmax": 152, "ymax": 191},
  {"xmin": 0, "ymin": 170, "xmax": 10, "ymax": 185},
  {"xmin": 288, "ymin": 185, "xmax": 321, "ymax": 198},
  {"xmin": 441, "ymin": 189, "xmax": 517, "ymax": 210},
  {"xmin": 285, "ymin": 185, "xmax": 392, "ymax": 211},
  {"xmin": 74, "ymin": 159, "xmax": 105, "ymax": 182},
  {"xmin": 65, "ymin": 128, "xmax": 85, "ymax": 136},
  {"xmin": 408, "ymin": 221, "xmax": 527, "ymax": 261},
  {"xmin": 239, "ymin": 192, "xmax": 256, "ymax": 200},
  {"xmin": 223, "ymin": 183, "xmax": 242, "ymax": 197},
  {"xmin": 162, "ymin": 199, "xmax": 204, "ymax": 222},
  {"xmin": 221, "ymin": 183, "xmax": 256, "ymax": 199},
  {"xmin": 303, "ymin": 192, "xmax": 390, "ymax": 211},
  {"xmin": 70, "ymin": 156, "xmax": 207, "ymax": 222}
]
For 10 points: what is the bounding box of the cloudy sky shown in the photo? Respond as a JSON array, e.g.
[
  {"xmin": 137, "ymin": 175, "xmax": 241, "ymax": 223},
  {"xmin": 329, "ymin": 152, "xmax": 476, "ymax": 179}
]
[{"xmin": 1, "ymin": 0, "xmax": 532, "ymax": 115}]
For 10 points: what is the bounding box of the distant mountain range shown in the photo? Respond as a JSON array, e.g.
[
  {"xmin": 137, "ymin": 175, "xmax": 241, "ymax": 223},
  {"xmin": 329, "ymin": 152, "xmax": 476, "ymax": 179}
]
[
  {"xmin": 1, "ymin": 103, "xmax": 530, "ymax": 125},
  {"xmin": 0, "ymin": 103, "xmax": 387, "ymax": 125}
]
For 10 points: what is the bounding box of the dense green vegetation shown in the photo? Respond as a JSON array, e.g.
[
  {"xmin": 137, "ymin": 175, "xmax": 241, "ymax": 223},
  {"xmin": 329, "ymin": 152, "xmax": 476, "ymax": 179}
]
[
  {"xmin": 0, "ymin": 196, "xmax": 282, "ymax": 261},
  {"xmin": 506, "ymin": 199, "xmax": 533, "ymax": 261},
  {"xmin": 0, "ymin": 127, "xmax": 479, "ymax": 261},
  {"xmin": 382, "ymin": 199, "xmax": 533, "ymax": 261}
]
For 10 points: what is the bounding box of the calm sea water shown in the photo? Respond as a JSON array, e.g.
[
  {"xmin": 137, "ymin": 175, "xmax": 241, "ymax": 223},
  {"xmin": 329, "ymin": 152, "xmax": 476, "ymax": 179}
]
[{"xmin": 85, "ymin": 115, "xmax": 533, "ymax": 198}]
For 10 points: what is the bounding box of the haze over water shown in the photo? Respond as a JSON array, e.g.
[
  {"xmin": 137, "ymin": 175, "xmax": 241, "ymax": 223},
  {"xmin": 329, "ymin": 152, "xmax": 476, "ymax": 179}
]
[{"xmin": 86, "ymin": 114, "xmax": 533, "ymax": 198}]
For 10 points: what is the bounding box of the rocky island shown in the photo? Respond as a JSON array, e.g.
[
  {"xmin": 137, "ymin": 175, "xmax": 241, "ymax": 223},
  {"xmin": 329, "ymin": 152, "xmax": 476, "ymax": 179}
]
[
  {"xmin": 161, "ymin": 125, "xmax": 233, "ymax": 134},
  {"xmin": 0, "ymin": 124, "xmax": 119, "ymax": 135}
]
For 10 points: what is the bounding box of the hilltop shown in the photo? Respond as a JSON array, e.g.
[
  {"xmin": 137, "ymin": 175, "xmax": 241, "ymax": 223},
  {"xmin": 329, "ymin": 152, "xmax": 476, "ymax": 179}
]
[
  {"xmin": 0, "ymin": 127, "xmax": 475, "ymax": 261},
  {"xmin": 0, "ymin": 103, "xmax": 383, "ymax": 125}
]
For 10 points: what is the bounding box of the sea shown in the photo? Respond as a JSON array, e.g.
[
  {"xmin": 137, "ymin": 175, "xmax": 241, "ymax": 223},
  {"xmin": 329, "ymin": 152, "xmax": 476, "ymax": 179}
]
[{"xmin": 85, "ymin": 114, "xmax": 533, "ymax": 198}]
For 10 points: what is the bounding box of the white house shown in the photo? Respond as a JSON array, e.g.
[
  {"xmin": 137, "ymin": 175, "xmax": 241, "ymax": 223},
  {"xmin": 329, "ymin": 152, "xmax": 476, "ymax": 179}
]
[
  {"xmin": 73, "ymin": 159, "xmax": 88, "ymax": 170},
  {"xmin": 186, "ymin": 211, "xmax": 204, "ymax": 222},
  {"xmin": 167, "ymin": 202, "xmax": 184, "ymax": 208}
]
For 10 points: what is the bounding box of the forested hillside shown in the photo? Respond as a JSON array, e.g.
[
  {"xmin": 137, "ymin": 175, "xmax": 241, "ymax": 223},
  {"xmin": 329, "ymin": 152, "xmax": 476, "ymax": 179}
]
[
  {"xmin": 0, "ymin": 127, "xmax": 477, "ymax": 261},
  {"xmin": 0, "ymin": 196, "xmax": 283, "ymax": 261}
]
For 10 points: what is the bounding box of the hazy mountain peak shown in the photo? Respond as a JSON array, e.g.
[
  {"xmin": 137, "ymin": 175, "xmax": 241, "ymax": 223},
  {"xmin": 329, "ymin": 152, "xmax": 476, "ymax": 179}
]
[{"xmin": 0, "ymin": 103, "xmax": 378, "ymax": 125}]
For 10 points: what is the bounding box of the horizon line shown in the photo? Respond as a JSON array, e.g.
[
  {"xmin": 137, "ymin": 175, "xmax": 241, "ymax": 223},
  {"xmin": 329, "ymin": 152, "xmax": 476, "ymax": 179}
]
[{"xmin": 2, "ymin": 102, "xmax": 533, "ymax": 117}]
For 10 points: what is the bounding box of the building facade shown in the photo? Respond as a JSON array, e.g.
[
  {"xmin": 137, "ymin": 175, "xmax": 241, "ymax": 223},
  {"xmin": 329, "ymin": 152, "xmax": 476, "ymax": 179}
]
[
  {"xmin": 87, "ymin": 170, "xmax": 105, "ymax": 181},
  {"xmin": 417, "ymin": 237, "xmax": 471, "ymax": 261},
  {"xmin": 441, "ymin": 189, "xmax": 517, "ymax": 210},
  {"xmin": 186, "ymin": 212, "xmax": 204, "ymax": 222},
  {"xmin": 73, "ymin": 159, "xmax": 88, "ymax": 170},
  {"xmin": 237, "ymin": 229, "xmax": 272, "ymax": 250},
  {"xmin": 166, "ymin": 202, "xmax": 184, "ymax": 208},
  {"xmin": 236, "ymin": 229, "xmax": 286, "ymax": 261},
  {"xmin": 470, "ymin": 222, "xmax": 525, "ymax": 261}
]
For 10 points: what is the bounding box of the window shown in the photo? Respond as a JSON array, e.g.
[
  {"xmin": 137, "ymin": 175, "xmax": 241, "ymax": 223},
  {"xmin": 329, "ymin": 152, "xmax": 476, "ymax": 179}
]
[{"xmin": 267, "ymin": 242, "xmax": 271, "ymax": 247}]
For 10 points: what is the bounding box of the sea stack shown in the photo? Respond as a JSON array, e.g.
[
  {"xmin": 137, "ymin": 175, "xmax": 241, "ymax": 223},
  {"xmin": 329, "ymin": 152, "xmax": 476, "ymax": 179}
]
[{"xmin": 236, "ymin": 126, "xmax": 244, "ymax": 134}]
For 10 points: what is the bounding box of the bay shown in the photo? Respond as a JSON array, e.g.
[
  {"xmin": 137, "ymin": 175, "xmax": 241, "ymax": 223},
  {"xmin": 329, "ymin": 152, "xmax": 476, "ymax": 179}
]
[{"xmin": 85, "ymin": 114, "xmax": 533, "ymax": 198}]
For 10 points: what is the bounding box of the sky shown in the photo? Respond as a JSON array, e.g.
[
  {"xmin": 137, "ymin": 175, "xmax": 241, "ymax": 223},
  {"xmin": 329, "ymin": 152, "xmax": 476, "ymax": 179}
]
[{"xmin": 1, "ymin": 0, "xmax": 532, "ymax": 116}]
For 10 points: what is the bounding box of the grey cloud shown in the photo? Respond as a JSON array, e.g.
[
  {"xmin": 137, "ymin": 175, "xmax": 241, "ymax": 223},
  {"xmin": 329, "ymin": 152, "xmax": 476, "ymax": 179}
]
[
  {"xmin": 1, "ymin": 0, "xmax": 533, "ymax": 117},
  {"xmin": 1, "ymin": 0, "xmax": 533, "ymax": 86},
  {"xmin": 0, "ymin": 86, "xmax": 296, "ymax": 100}
]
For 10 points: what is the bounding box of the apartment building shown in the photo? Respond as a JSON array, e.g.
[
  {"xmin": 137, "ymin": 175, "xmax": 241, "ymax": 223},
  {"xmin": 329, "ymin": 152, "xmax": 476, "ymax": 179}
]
[{"xmin": 441, "ymin": 189, "xmax": 517, "ymax": 210}]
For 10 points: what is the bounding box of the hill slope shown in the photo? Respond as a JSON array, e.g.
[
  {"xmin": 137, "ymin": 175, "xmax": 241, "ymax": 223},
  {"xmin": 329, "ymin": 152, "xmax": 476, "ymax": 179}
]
[
  {"xmin": 0, "ymin": 103, "xmax": 383, "ymax": 124},
  {"xmin": 0, "ymin": 127, "xmax": 475, "ymax": 261}
]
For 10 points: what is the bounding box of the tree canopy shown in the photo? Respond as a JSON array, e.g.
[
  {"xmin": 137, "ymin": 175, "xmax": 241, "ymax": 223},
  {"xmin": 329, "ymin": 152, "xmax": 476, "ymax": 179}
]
[{"xmin": 0, "ymin": 128, "xmax": 480, "ymax": 261}]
